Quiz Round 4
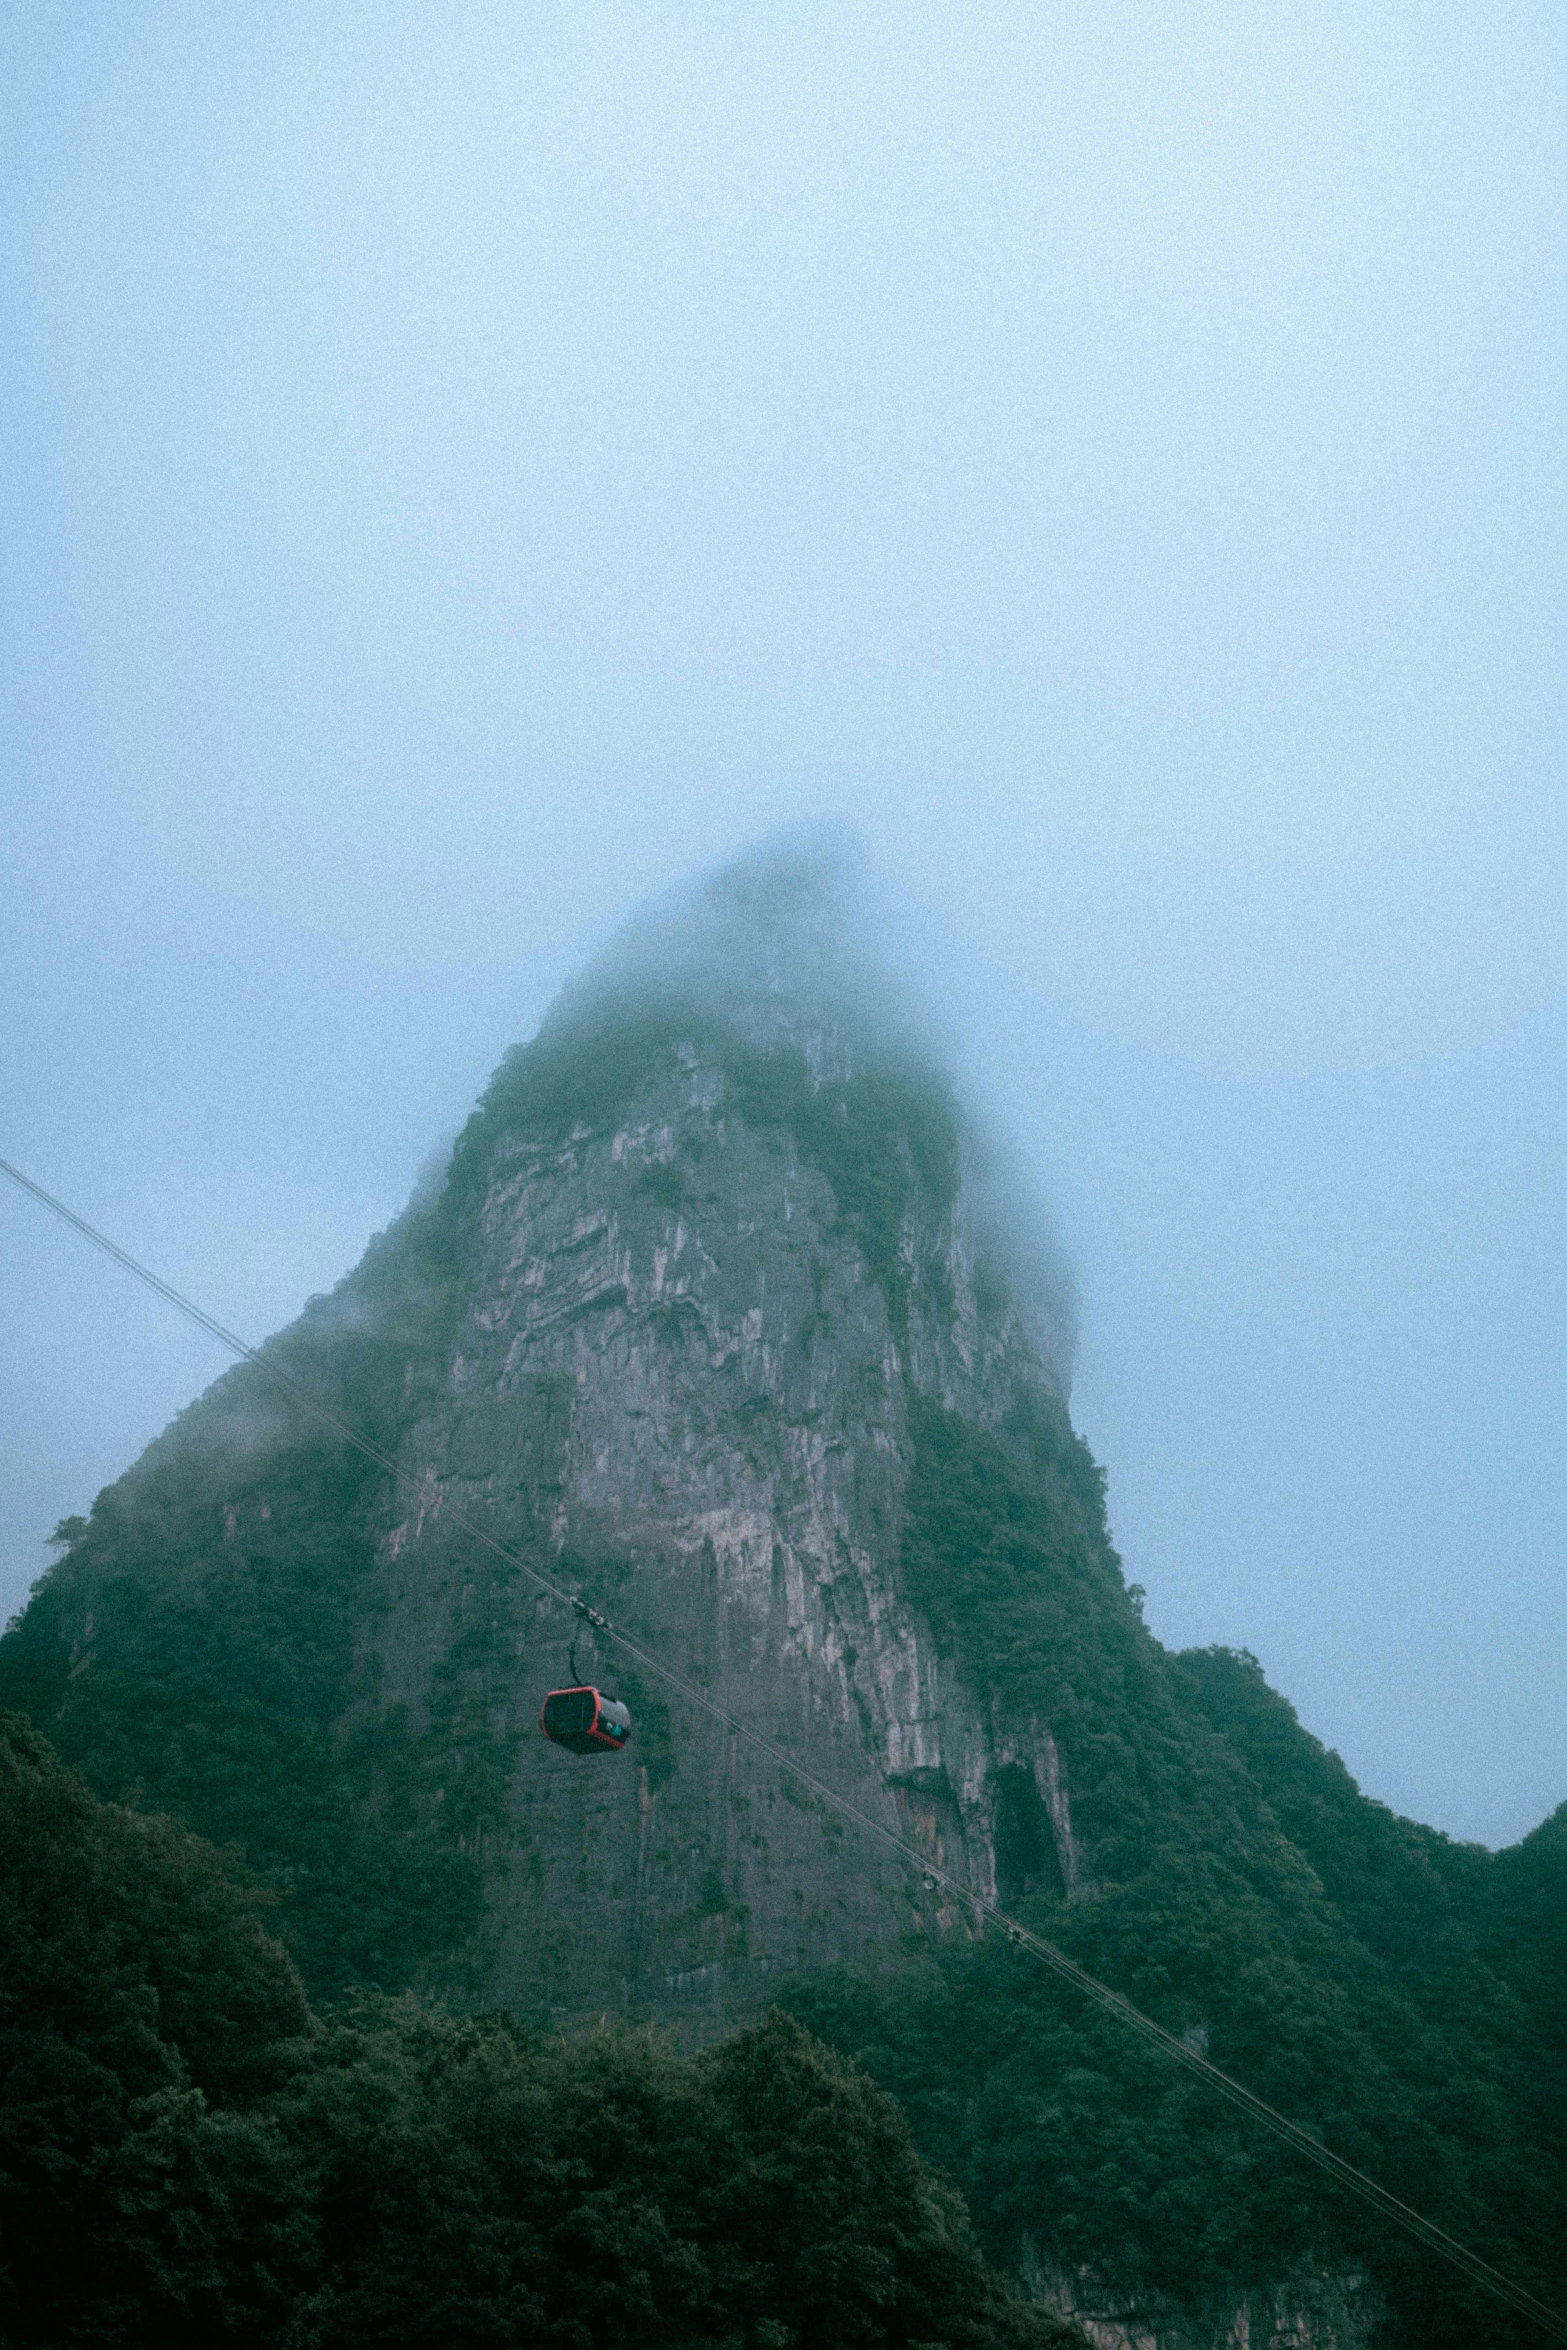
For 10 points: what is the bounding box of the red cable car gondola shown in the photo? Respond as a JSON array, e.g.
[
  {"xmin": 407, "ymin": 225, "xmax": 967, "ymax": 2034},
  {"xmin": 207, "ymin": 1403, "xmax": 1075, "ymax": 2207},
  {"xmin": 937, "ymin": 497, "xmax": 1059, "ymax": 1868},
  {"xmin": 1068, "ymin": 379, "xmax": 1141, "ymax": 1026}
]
[{"xmin": 540, "ymin": 1684, "xmax": 632, "ymax": 1754}]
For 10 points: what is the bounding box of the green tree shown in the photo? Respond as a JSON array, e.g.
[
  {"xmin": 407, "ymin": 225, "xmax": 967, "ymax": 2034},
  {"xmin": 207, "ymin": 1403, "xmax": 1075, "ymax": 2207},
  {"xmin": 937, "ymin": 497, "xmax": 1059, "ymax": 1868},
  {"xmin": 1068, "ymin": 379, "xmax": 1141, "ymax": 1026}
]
[
  {"xmin": 0, "ymin": 1712, "xmax": 314, "ymax": 2346},
  {"xmin": 0, "ymin": 1717, "xmax": 1077, "ymax": 2350}
]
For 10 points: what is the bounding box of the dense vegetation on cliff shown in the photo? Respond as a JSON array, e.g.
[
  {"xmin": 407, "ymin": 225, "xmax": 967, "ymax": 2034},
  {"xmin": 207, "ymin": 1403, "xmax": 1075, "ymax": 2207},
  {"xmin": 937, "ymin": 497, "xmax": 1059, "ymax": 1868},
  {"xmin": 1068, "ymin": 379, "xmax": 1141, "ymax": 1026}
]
[{"xmin": 0, "ymin": 1715, "xmax": 1081, "ymax": 2350}]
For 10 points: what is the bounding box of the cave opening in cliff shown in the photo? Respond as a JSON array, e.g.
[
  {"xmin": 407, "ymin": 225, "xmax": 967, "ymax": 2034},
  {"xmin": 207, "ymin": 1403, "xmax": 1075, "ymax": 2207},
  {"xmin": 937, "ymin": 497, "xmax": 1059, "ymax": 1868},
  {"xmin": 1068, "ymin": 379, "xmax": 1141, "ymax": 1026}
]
[{"xmin": 992, "ymin": 1764, "xmax": 1065, "ymax": 1909}]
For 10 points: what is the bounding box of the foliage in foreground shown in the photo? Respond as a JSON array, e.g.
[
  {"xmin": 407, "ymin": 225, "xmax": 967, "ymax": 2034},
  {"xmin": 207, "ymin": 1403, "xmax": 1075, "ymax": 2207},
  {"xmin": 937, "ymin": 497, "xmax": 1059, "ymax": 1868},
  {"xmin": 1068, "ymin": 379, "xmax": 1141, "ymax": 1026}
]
[{"xmin": 0, "ymin": 1712, "xmax": 1079, "ymax": 2350}]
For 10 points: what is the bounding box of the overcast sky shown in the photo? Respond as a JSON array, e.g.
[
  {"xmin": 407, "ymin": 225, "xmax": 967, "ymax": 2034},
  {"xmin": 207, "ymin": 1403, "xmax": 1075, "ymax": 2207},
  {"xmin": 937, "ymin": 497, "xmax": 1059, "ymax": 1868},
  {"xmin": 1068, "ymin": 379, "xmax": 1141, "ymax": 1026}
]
[{"xmin": 4, "ymin": 2, "xmax": 1564, "ymax": 1846}]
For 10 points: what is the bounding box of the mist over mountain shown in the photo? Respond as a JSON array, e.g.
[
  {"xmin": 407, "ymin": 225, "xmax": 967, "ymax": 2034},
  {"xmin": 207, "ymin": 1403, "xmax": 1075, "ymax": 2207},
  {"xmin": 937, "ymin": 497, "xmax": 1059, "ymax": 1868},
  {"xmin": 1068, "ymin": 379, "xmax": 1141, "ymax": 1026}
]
[
  {"xmin": 535, "ymin": 825, "xmax": 1080, "ymax": 1376},
  {"xmin": 2, "ymin": 838, "xmax": 1562, "ymax": 2349},
  {"xmin": 547, "ymin": 823, "xmax": 909, "ymax": 1051}
]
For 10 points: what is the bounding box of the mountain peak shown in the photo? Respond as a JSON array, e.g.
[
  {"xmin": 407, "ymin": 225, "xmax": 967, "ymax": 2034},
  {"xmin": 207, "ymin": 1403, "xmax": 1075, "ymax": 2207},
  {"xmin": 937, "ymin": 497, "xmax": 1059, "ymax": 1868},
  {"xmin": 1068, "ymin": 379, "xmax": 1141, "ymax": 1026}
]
[{"xmin": 542, "ymin": 824, "xmax": 929, "ymax": 1070}]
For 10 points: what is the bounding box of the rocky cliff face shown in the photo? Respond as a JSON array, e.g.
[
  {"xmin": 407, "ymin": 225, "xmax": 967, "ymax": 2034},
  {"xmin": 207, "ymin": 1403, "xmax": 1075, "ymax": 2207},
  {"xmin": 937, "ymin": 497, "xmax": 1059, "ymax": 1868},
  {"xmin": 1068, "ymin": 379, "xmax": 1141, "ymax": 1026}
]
[
  {"xmin": 1, "ymin": 834, "xmax": 1089, "ymax": 2028},
  {"xmin": 365, "ymin": 834, "xmax": 1084, "ymax": 2035}
]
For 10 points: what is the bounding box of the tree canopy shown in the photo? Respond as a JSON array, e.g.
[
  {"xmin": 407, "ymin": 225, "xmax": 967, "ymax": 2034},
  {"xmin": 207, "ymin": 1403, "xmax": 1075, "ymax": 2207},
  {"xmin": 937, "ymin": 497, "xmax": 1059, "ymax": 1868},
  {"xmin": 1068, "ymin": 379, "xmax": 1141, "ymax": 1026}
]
[{"xmin": 0, "ymin": 1714, "xmax": 1078, "ymax": 2350}]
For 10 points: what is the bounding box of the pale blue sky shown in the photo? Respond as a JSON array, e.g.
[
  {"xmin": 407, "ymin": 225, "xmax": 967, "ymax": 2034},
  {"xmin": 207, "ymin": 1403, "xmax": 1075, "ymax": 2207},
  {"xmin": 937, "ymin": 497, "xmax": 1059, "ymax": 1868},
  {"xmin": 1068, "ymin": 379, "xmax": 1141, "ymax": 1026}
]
[{"xmin": 3, "ymin": 1, "xmax": 1564, "ymax": 1843}]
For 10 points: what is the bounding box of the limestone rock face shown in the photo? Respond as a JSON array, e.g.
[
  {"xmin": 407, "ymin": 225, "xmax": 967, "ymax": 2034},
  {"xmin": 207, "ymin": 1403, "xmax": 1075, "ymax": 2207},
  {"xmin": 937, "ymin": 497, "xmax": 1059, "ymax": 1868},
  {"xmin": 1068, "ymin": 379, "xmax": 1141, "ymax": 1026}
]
[
  {"xmin": 369, "ymin": 836, "xmax": 1080, "ymax": 2035},
  {"xmin": 1020, "ymin": 2251, "xmax": 1378, "ymax": 2350}
]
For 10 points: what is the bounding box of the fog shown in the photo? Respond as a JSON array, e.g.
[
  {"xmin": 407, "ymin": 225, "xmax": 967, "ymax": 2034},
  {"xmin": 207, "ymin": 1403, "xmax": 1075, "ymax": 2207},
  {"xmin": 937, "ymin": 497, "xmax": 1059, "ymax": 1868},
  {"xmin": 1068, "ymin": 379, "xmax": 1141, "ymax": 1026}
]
[{"xmin": 3, "ymin": 3, "xmax": 1564, "ymax": 1845}]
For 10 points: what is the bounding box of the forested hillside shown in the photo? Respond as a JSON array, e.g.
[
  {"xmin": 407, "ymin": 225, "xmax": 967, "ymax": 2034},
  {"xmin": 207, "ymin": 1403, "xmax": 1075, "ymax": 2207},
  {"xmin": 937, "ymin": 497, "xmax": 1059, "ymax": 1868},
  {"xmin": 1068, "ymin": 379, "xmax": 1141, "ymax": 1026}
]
[{"xmin": 0, "ymin": 1714, "xmax": 1081, "ymax": 2350}]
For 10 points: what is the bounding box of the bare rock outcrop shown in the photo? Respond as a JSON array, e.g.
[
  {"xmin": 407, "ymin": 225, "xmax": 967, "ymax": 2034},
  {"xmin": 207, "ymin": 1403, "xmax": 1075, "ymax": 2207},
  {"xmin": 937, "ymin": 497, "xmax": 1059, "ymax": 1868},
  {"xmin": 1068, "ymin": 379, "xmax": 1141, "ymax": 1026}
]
[{"xmin": 368, "ymin": 833, "xmax": 1081, "ymax": 2034}]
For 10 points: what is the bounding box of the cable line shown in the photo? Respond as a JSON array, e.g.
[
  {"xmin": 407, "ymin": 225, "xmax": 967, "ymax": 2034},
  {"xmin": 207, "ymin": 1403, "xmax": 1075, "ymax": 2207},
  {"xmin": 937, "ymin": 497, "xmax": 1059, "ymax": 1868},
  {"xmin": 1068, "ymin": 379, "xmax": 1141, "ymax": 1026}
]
[{"xmin": 3, "ymin": 1150, "xmax": 1564, "ymax": 2345}]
